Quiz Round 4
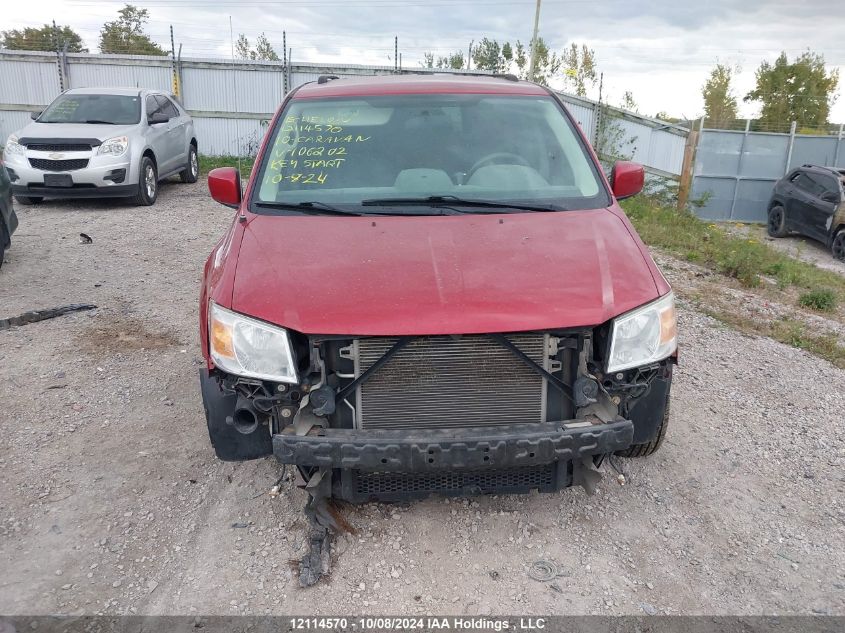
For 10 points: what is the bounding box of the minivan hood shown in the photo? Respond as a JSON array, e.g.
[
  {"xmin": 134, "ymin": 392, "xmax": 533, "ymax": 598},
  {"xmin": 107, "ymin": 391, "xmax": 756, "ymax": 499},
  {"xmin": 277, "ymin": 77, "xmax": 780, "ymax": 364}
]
[
  {"xmin": 16, "ymin": 121, "xmax": 137, "ymax": 143},
  {"xmin": 231, "ymin": 208, "xmax": 661, "ymax": 336}
]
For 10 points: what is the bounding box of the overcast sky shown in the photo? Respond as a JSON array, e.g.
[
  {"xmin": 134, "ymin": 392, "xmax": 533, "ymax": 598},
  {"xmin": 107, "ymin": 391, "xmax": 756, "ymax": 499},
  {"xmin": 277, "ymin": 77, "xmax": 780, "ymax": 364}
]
[{"xmin": 6, "ymin": 0, "xmax": 845, "ymax": 121}]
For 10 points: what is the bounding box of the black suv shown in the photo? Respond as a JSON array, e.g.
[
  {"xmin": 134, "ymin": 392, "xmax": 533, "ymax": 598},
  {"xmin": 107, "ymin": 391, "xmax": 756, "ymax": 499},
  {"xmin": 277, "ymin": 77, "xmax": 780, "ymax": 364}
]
[{"xmin": 767, "ymin": 164, "xmax": 845, "ymax": 260}]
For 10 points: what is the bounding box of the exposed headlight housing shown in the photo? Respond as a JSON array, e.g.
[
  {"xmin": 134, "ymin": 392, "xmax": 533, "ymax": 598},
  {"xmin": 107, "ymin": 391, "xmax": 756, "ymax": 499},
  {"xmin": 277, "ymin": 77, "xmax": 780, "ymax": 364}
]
[
  {"xmin": 5, "ymin": 134, "xmax": 24, "ymax": 156},
  {"xmin": 98, "ymin": 135, "xmax": 129, "ymax": 157},
  {"xmin": 606, "ymin": 292, "xmax": 677, "ymax": 373},
  {"xmin": 208, "ymin": 302, "xmax": 298, "ymax": 383}
]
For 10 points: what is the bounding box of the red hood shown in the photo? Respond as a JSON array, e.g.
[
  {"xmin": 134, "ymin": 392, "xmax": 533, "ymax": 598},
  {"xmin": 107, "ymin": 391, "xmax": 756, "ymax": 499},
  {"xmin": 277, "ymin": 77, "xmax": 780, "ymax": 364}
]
[{"xmin": 230, "ymin": 208, "xmax": 661, "ymax": 335}]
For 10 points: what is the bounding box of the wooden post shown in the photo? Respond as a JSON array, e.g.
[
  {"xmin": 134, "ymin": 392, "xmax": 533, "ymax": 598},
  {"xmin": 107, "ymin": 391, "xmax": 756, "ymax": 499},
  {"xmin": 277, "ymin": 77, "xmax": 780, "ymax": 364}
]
[{"xmin": 676, "ymin": 127, "xmax": 699, "ymax": 211}]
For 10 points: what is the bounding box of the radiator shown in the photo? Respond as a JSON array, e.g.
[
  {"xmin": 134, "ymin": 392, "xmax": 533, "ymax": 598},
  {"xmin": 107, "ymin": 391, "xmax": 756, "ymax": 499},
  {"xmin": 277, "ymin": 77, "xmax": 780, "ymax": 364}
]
[{"xmin": 352, "ymin": 333, "xmax": 548, "ymax": 430}]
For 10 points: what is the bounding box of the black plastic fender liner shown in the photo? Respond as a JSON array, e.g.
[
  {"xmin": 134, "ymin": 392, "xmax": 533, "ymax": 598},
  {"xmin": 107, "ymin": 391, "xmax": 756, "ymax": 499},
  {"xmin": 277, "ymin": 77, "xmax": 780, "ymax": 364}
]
[
  {"xmin": 199, "ymin": 369, "xmax": 273, "ymax": 461},
  {"xmin": 628, "ymin": 363, "xmax": 673, "ymax": 445}
]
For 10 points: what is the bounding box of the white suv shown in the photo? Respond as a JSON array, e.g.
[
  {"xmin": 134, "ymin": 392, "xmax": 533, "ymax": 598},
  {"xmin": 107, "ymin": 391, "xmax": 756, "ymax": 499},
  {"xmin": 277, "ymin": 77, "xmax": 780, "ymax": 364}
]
[{"xmin": 4, "ymin": 87, "xmax": 198, "ymax": 206}]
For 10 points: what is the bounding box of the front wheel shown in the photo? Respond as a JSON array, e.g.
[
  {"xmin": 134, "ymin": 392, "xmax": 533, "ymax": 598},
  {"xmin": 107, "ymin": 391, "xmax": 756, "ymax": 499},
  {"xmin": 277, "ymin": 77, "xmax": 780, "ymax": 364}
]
[
  {"xmin": 767, "ymin": 204, "xmax": 788, "ymax": 238},
  {"xmin": 832, "ymin": 229, "xmax": 845, "ymax": 261},
  {"xmin": 616, "ymin": 398, "xmax": 670, "ymax": 458},
  {"xmin": 180, "ymin": 144, "xmax": 198, "ymax": 184},
  {"xmin": 133, "ymin": 156, "xmax": 158, "ymax": 206}
]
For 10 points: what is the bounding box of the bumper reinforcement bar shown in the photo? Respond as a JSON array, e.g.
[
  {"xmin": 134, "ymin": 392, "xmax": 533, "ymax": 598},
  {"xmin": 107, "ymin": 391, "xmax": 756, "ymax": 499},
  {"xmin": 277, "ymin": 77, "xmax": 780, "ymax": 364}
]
[{"xmin": 273, "ymin": 418, "xmax": 633, "ymax": 472}]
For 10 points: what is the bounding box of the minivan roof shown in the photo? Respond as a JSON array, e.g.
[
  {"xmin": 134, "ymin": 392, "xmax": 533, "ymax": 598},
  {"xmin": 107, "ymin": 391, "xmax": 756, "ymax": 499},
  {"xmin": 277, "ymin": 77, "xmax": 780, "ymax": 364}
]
[{"xmin": 293, "ymin": 74, "xmax": 549, "ymax": 100}]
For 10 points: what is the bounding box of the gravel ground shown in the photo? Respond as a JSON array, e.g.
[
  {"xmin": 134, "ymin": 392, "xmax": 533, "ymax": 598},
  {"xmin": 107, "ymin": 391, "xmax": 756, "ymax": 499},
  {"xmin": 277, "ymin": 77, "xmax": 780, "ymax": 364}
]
[{"xmin": 1, "ymin": 180, "xmax": 844, "ymax": 616}]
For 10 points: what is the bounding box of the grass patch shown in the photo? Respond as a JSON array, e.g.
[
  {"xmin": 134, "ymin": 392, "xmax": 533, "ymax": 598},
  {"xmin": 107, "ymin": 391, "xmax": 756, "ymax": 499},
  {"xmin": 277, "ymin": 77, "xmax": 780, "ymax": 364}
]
[
  {"xmin": 798, "ymin": 288, "xmax": 837, "ymax": 312},
  {"xmin": 702, "ymin": 307, "xmax": 845, "ymax": 369},
  {"xmin": 198, "ymin": 154, "xmax": 255, "ymax": 175},
  {"xmin": 622, "ymin": 195, "xmax": 845, "ymax": 305}
]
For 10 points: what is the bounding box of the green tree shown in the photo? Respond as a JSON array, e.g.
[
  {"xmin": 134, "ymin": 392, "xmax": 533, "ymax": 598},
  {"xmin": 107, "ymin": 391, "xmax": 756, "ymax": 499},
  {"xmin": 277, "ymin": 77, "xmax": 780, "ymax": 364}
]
[
  {"xmin": 514, "ymin": 37, "xmax": 561, "ymax": 85},
  {"xmin": 702, "ymin": 63, "xmax": 738, "ymax": 128},
  {"xmin": 99, "ymin": 4, "xmax": 166, "ymax": 55},
  {"xmin": 422, "ymin": 51, "xmax": 465, "ymax": 69},
  {"xmin": 744, "ymin": 51, "xmax": 839, "ymax": 132},
  {"xmin": 471, "ymin": 38, "xmax": 513, "ymax": 73},
  {"xmin": 438, "ymin": 51, "xmax": 465, "ymax": 69},
  {"xmin": 1, "ymin": 24, "xmax": 87, "ymax": 52},
  {"xmin": 620, "ymin": 90, "xmax": 638, "ymax": 113},
  {"xmin": 235, "ymin": 34, "xmax": 251, "ymax": 60},
  {"xmin": 561, "ymin": 43, "xmax": 597, "ymax": 96},
  {"xmin": 235, "ymin": 33, "xmax": 279, "ymax": 61},
  {"xmin": 253, "ymin": 33, "xmax": 279, "ymax": 61}
]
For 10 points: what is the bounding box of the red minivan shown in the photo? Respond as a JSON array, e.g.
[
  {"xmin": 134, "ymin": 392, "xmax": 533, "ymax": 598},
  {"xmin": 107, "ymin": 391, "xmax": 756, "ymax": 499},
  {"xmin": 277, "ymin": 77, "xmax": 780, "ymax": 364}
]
[{"xmin": 199, "ymin": 74, "xmax": 676, "ymax": 582}]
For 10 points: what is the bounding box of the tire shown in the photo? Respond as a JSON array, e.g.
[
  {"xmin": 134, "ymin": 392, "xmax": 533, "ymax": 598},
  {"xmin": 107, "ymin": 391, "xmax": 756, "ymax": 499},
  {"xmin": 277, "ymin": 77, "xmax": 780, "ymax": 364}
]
[
  {"xmin": 767, "ymin": 204, "xmax": 788, "ymax": 238},
  {"xmin": 616, "ymin": 397, "xmax": 670, "ymax": 458},
  {"xmin": 832, "ymin": 229, "xmax": 845, "ymax": 261},
  {"xmin": 133, "ymin": 156, "xmax": 158, "ymax": 206},
  {"xmin": 14, "ymin": 195, "xmax": 43, "ymax": 205},
  {"xmin": 180, "ymin": 144, "xmax": 198, "ymax": 184}
]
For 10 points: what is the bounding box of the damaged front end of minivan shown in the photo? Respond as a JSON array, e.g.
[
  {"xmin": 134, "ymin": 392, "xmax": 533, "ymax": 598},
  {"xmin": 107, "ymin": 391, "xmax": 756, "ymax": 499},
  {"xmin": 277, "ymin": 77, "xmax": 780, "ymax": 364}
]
[{"xmin": 200, "ymin": 294, "xmax": 676, "ymax": 585}]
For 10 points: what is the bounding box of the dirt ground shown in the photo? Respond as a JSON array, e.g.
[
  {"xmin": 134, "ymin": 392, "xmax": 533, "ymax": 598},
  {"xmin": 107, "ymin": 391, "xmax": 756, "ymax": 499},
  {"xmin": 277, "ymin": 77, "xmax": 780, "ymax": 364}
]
[{"xmin": 1, "ymin": 180, "xmax": 843, "ymax": 616}]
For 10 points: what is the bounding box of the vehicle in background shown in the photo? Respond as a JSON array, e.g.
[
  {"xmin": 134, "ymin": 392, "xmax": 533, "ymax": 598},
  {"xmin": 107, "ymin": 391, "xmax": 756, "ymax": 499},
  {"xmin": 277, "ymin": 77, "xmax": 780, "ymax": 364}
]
[
  {"xmin": 198, "ymin": 74, "xmax": 675, "ymax": 585},
  {"xmin": 3, "ymin": 88, "xmax": 198, "ymax": 206},
  {"xmin": 0, "ymin": 158, "xmax": 18, "ymax": 269},
  {"xmin": 767, "ymin": 164, "xmax": 845, "ymax": 260}
]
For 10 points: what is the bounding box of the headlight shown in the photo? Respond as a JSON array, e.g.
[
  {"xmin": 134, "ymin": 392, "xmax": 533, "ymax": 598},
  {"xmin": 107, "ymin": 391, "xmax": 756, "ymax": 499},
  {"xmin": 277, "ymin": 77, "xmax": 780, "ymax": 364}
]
[
  {"xmin": 5, "ymin": 134, "xmax": 24, "ymax": 156},
  {"xmin": 607, "ymin": 292, "xmax": 677, "ymax": 373},
  {"xmin": 208, "ymin": 302, "xmax": 298, "ymax": 383},
  {"xmin": 98, "ymin": 136, "xmax": 129, "ymax": 157}
]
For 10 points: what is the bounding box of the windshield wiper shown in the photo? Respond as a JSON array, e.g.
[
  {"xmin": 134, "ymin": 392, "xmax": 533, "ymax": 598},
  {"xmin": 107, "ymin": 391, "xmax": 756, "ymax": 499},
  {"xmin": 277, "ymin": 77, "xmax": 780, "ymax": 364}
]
[
  {"xmin": 254, "ymin": 201, "xmax": 365, "ymax": 216},
  {"xmin": 360, "ymin": 195, "xmax": 565, "ymax": 213},
  {"xmin": 84, "ymin": 120, "xmax": 118, "ymax": 125},
  {"xmin": 254, "ymin": 200, "xmax": 460, "ymax": 217}
]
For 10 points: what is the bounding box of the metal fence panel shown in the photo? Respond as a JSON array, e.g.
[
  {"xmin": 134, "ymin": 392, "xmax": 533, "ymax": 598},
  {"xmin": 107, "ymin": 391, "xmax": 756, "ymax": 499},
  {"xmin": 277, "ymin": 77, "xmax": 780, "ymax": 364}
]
[
  {"xmin": 182, "ymin": 64, "xmax": 284, "ymax": 113},
  {"xmin": 557, "ymin": 95, "xmax": 595, "ymax": 141},
  {"xmin": 695, "ymin": 130, "xmax": 744, "ymax": 176},
  {"xmin": 193, "ymin": 117, "xmax": 269, "ymax": 156},
  {"xmin": 789, "ymin": 136, "xmax": 840, "ymax": 170},
  {"xmin": 66, "ymin": 56, "xmax": 172, "ymax": 92},
  {"xmin": 0, "ymin": 110, "xmax": 35, "ymax": 139},
  {"xmin": 740, "ymin": 133, "xmax": 789, "ymax": 178},
  {"xmin": 733, "ymin": 179, "xmax": 777, "ymax": 222},
  {"xmin": 690, "ymin": 177, "xmax": 735, "ymax": 220},
  {"xmin": 693, "ymin": 127, "xmax": 845, "ymax": 222},
  {"xmin": 647, "ymin": 129, "xmax": 686, "ymax": 176},
  {"xmin": 556, "ymin": 92, "xmax": 688, "ymax": 177},
  {"xmin": 0, "ymin": 55, "xmax": 60, "ymax": 105}
]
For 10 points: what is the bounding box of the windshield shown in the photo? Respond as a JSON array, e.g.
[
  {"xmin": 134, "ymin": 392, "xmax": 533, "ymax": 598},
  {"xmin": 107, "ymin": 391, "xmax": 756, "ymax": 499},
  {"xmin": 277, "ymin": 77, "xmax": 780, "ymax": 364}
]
[
  {"xmin": 253, "ymin": 93, "xmax": 608, "ymax": 214},
  {"xmin": 38, "ymin": 94, "xmax": 141, "ymax": 125}
]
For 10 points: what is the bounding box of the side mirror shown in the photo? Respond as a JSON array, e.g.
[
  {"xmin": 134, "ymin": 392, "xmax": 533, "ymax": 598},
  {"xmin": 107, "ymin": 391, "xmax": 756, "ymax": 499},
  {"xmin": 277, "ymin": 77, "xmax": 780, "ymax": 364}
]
[
  {"xmin": 31, "ymin": 110, "xmax": 42, "ymax": 120},
  {"xmin": 148, "ymin": 112, "xmax": 170, "ymax": 125},
  {"xmin": 208, "ymin": 167, "xmax": 242, "ymax": 208},
  {"xmin": 610, "ymin": 161, "xmax": 645, "ymax": 200},
  {"xmin": 821, "ymin": 191, "xmax": 840, "ymax": 204}
]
